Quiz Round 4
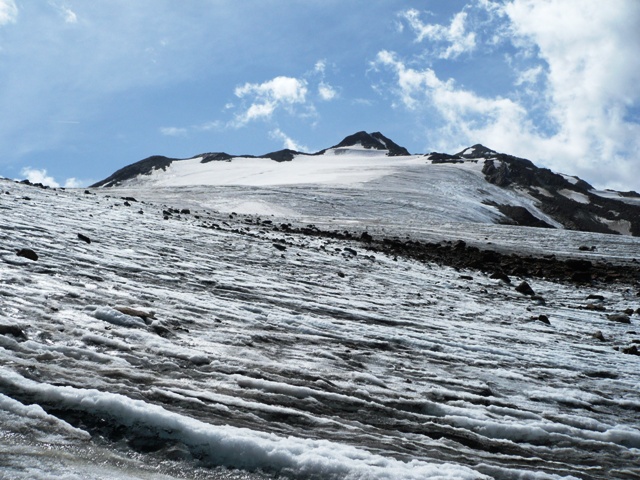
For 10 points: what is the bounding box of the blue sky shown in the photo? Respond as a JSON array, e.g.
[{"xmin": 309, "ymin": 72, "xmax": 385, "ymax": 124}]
[{"xmin": 1, "ymin": 0, "xmax": 639, "ymax": 191}]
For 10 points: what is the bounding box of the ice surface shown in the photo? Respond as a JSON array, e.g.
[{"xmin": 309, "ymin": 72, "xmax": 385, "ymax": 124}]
[{"xmin": 1, "ymin": 178, "xmax": 639, "ymax": 479}]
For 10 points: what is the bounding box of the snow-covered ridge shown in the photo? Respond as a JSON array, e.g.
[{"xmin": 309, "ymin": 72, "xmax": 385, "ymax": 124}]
[{"xmin": 88, "ymin": 131, "xmax": 640, "ymax": 236}]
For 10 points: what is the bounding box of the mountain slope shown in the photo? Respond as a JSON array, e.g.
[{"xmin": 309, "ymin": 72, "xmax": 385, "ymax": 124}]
[{"xmin": 90, "ymin": 132, "xmax": 640, "ymax": 237}]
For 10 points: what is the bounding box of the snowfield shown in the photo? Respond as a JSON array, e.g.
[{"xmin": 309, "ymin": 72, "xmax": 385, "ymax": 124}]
[{"xmin": 1, "ymin": 175, "xmax": 640, "ymax": 479}]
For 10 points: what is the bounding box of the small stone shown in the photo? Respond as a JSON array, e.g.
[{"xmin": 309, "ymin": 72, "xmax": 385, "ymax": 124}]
[
  {"xmin": 77, "ymin": 233, "xmax": 91, "ymax": 244},
  {"xmin": 16, "ymin": 248, "xmax": 38, "ymax": 261},
  {"xmin": 180, "ymin": 209, "xmax": 191, "ymax": 214},
  {"xmin": 624, "ymin": 308, "xmax": 635, "ymax": 316},
  {"xmin": 622, "ymin": 345, "xmax": 639, "ymax": 356},
  {"xmin": 607, "ymin": 313, "xmax": 631, "ymax": 324},
  {"xmin": 337, "ymin": 271, "xmax": 346, "ymax": 278},
  {"xmin": 490, "ymin": 272, "xmax": 511, "ymax": 284},
  {"xmin": 587, "ymin": 294, "xmax": 605, "ymax": 301},
  {"xmin": 114, "ymin": 306, "xmax": 155, "ymax": 322},
  {"xmin": 531, "ymin": 295, "xmax": 546, "ymax": 305},
  {"xmin": 593, "ymin": 331, "xmax": 606, "ymax": 341},
  {"xmin": 538, "ymin": 314, "xmax": 550, "ymax": 325},
  {"xmin": 515, "ymin": 281, "xmax": 535, "ymax": 296},
  {"xmin": 0, "ymin": 325, "xmax": 27, "ymax": 341},
  {"xmin": 151, "ymin": 324, "xmax": 172, "ymax": 337},
  {"xmin": 585, "ymin": 303, "xmax": 605, "ymax": 311},
  {"xmin": 273, "ymin": 243, "xmax": 287, "ymax": 251}
]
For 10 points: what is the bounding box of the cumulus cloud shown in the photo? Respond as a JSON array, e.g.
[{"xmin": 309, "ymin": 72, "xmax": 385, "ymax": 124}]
[
  {"xmin": 377, "ymin": 0, "xmax": 640, "ymax": 190},
  {"xmin": 318, "ymin": 82, "xmax": 337, "ymax": 101},
  {"xmin": 21, "ymin": 167, "xmax": 60, "ymax": 188},
  {"xmin": 399, "ymin": 8, "xmax": 476, "ymax": 59},
  {"xmin": 63, "ymin": 177, "xmax": 83, "ymax": 188},
  {"xmin": 234, "ymin": 76, "xmax": 308, "ymax": 125},
  {"xmin": 502, "ymin": 1, "xmax": 640, "ymax": 166},
  {"xmin": 269, "ymin": 129, "xmax": 308, "ymax": 152},
  {"xmin": 20, "ymin": 167, "xmax": 88, "ymax": 188},
  {"xmin": 0, "ymin": 0, "xmax": 17, "ymax": 25},
  {"xmin": 374, "ymin": 50, "xmax": 530, "ymax": 141}
]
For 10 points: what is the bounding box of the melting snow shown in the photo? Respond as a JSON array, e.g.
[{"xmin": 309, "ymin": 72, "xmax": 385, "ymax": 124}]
[{"xmin": 558, "ymin": 189, "xmax": 590, "ymax": 204}]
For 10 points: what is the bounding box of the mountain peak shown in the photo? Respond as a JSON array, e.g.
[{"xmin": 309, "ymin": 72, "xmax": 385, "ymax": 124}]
[
  {"xmin": 331, "ymin": 131, "xmax": 410, "ymax": 156},
  {"xmin": 456, "ymin": 144, "xmax": 498, "ymax": 159}
]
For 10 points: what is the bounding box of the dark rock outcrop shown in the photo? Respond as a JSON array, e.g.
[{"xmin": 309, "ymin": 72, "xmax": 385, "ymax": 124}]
[
  {"xmin": 91, "ymin": 155, "xmax": 177, "ymax": 188},
  {"xmin": 476, "ymin": 149, "xmax": 640, "ymax": 236},
  {"xmin": 324, "ymin": 131, "xmax": 410, "ymax": 156}
]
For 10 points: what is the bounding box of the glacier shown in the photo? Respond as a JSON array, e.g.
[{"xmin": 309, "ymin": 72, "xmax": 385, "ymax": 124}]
[{"xmin": 1, "ymin": 142, "xmax": 640, "ymax": 479}]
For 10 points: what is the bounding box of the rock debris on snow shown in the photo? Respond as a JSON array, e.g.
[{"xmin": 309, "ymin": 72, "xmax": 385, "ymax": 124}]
[{"xmin": 2, "ymin": 172, "xmax": 640, "ymax": 480}]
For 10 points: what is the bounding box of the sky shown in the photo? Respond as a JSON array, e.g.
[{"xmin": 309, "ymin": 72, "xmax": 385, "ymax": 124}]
[{"xmin": 1, "ymin": 0, "xmax": 639, "ymax": 191}]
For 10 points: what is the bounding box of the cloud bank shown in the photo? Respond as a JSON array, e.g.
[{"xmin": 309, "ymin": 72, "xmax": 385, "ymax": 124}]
[{"xmin": 382, "ymin": 0, "xmax": 640, "ymax": 190}]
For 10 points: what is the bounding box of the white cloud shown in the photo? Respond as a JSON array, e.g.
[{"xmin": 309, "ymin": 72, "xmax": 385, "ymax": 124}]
[
  {"xmin": 61, "ymin": 7, "xmax": 77, "ymax": 24},
  {"xmin": 318, "ymin": 82, "xmax": 337, "ymax": 101},
  {"xmin": 20, "ymin": 167, "xmax": 60, "ymax": 188},
  {"xmin": 314, "ymin": 60, "xmax": 326, "ymax": 74},
  {"xmin": 48, "ymin": 1, "xmax": 77, "ymax": 23},
  {"xmin": 501, "ymin": 0, "xmax": 640, "ymax": 185},
  {"xmin": 400, "ymin": 8, "xmax": 476, "ymax": 59},
  {"xmin": 63, "ymin": 177, "xmax": 83, "ymax": 188},
  {"xmin": 20, "ymin": 167, "xmax": 88, "ymax": 188},
  {"xmin": 269, "ymin": 129, "xmax": 307, "ymax": 152},
  {"xmin": 374, "ymin": 50, "xmax": 529, "ymax": 134},
  {"xmin": 514, "ymin": 65, "xmax": 543, "ymax": 86},
  {"xmin": 160, "ymin": 121, "xmax": 221, "ymax": 137},
  {"xmin": 234, "ymin": 76, "xmax": 308, "ymax": 125},
  {"xmin": 160, "ymin": 126, "xmax": 188, "ymax": 137},
  {"xmin": 0, "ymin": 0, "xmax": 17, "ymax": 25},
  {"xmin": 377, "ymin": 0, "xmax": 640, "ymax": 190}
]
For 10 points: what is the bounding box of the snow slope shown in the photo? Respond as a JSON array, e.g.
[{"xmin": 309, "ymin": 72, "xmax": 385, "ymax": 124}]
[
  {"xmin": 98, "ymin": 148, "xmax": 568, "ymax": 230},
  {"xmin": 1, "ymin": 179, "xmax": 640, "ymax": 479}
]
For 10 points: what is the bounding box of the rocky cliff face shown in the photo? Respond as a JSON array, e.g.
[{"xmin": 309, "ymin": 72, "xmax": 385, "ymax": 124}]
[{"xmin": 477, "ymin": 148, "xmax": 640, "ymax": 236}]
